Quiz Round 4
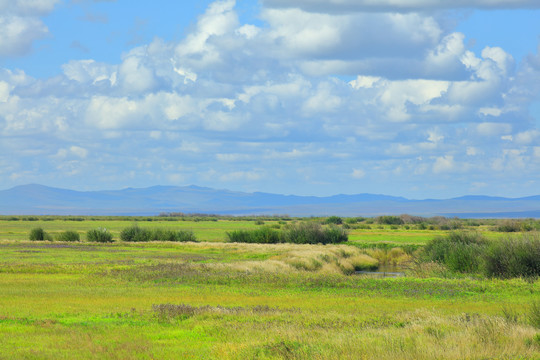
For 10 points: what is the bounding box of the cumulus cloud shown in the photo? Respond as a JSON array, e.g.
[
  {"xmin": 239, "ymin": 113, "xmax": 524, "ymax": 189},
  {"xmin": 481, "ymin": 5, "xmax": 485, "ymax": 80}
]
[
  {"xmin": 0, "ymin": 0, "xmax": 59, "ymax": 57},
  {"xmin": 433, "ymin": 155, "xmax": 456, "ymax": 173}
]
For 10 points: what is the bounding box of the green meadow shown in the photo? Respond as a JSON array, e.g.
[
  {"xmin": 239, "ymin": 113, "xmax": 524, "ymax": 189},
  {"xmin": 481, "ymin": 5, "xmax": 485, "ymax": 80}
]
[{"xmin": 0, "ymin": 217, "xmax": 539, "ymax": 359}]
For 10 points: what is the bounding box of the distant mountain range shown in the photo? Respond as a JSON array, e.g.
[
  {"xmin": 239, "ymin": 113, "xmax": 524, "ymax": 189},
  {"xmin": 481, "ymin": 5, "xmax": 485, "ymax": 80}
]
[{"xmin": 1, "ymin": 184, "xmax": 539, "ymax": 218}]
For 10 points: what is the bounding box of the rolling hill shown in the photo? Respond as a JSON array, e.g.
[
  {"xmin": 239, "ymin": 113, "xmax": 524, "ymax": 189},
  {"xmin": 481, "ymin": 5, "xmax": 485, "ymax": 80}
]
[{"xmin": 0, "ymin": 184, "xmax": 539, "ymax": 218}]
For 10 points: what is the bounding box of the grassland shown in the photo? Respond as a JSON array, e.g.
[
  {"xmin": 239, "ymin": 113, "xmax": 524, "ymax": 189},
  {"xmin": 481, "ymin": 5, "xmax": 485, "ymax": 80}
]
[
  {"xmin": 0, "ymin": 216, "xmax": 505, "ymax": 245},
  {"xmin": 0, "ymin": 217, "xmax": 539, "ymax": 359}
]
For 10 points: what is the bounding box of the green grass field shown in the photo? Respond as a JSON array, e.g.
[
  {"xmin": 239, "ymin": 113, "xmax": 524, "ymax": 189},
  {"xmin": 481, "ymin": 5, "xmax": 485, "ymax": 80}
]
[
  {"xmin": 0, "ymin": 218, "xmax": 538, "ymax": 359},
  {"xmin": 0, "ymin": 217, "xmax": 504, "ymax": 245}
]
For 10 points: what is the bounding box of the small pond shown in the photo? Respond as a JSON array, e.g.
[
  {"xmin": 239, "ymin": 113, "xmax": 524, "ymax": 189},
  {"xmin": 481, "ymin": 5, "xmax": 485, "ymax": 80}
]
[{"xmin": 355, "ymin": 265, "xmax": 406, "ymax": 278}]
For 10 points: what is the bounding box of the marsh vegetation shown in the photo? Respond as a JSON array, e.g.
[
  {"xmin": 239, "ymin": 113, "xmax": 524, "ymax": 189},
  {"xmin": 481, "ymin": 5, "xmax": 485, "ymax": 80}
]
[{"xmin": 0, "ymin": 215, "xmax": 538, "ymax": 358}]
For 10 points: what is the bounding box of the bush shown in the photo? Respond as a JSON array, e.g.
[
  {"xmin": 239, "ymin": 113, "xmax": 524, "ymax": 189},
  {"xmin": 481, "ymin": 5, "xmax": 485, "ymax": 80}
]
[
  {"xmin": 484, "ymin": 233, "xmax": 540, "ymax": 279},
  {"xmin": 151, "ymin": 229, "xmax": 197, "ymax": 242},
  {"xmin": 121, "ymin": 225, "xmax": 197, "ymax": 242},
  {"xmin": 87, "ymin": 228, "xmax": 113, "ymax": 243},
  {"xmin": 324, "ymin": 216, "xmax": 343, "ymax": 225},
  {"xmin": 227, "ymin": 222, "xmax": 348, "ymax": 244},
  {"xmin": 120, "ymin": 224, "xmax": 151, "ymax": 242},
  {"xmin": 281, "ymin": 222, "xmax": 347, "ymax": 244},
  {"xmin": 29, "ymin": 227, "xmax": 52, "ymax": 241},
  {"xmin": 377, "ymin": 216, "xmax": 403, "ymax": 225},
  {"xmin": 422, "ymin": 231, "xmax": 487, "ymax": 273},
  {"xmin": 227, "ymin": 227, "xmax": 280, "ymax": 244},
  {"xmin": 56, "ymin": 231, "xmax": 80, "ymax": 242},
  {"xmin": 321, "ymin": 225, "xmax": 348, "ymax": 244},
  {"xmin": 496, "ymin": 220, "xmax": 523, "ymax": 232}
]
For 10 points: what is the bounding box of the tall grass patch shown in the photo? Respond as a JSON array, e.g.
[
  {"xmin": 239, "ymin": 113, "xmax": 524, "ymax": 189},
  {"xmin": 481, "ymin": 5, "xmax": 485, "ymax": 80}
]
[
  {"xmin": 422, "ymin": 231, "xmax": 487, "ymax": 273},
  {"xmin": 227, "ymin": 226, "xmax": 280, "ymax": 244},
  {"xmin": 87, "ymin": 228, "xmax": 113, "ymax": 243},
  {"xmin": 227, "ymin": 222, "xmax": 347, "ymax": 244},
  {"xmin": 55, "ymin": 230, "xmax": 80, "ymax": 242},
  {"xmin": 484, "ymin": 233, "xmax": 540, "ymax": 279},
  {"xmin": 120, "ymin": 224, "xmax": 197, "ymax": 242}
]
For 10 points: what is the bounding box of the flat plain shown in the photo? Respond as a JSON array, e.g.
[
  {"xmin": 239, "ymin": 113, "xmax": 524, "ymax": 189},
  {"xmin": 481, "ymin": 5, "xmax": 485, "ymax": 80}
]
[{"xmin": 0, "ymin": 217, "xmax": 538, "ymax": 359}]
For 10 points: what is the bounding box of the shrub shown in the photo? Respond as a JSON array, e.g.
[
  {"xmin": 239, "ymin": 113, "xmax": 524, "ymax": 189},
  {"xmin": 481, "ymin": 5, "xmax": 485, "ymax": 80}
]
[
  {"xmin": 120, "ymin": 224, "xmax": 151, "ymax": 242},
  {"xmin": 121, "ymin": 225, "xmax": 197, "ymax": 242},
  {"xmin": 377, "ymin": 216, "xmax": 403, "ymax": 225},
  {"xmin": 281, "ymin": 222, "xmax": 324, "ymax": 244},
  {"xmin": 29, "ymin": 227, "xmax": 52, "ymax": 241},
  {"xmin": 87, "ymin": 228, "xmax": 113, "ymax": 243},
  {"xmin": 422, "ymin": 231, "xmax": 487, "ymax": 273},
  {"xmin": 496, "ymin": 220, "xmax": 523, "ymax": 232},
  {"xmin": 321, "ymin": 225, "xmax": 348, "ymax": 244},
  {"xmin": 282, "ymin": 222, "xmax": 347, "ymax": 244},
  {"xmin": 227, "ymin": 227, "xmax": 280, "ymax": 244},
  {"xmin": 324, "ymin": 216, "xmax": 343, "ymax": 225},
  {"xmin": 152, "ymin": 229, "xmax": 197, "ymax": 242},
  {"xmin": 484, "ymin": 233, "xmax": 540, "ymax": 279},
  {"xmin": 227, "ymin": 222, "xmax": 348, "ymax": 244},
  {"xmin": 56, "ymin": 231, "xmax": 80, "ymax": 242}
]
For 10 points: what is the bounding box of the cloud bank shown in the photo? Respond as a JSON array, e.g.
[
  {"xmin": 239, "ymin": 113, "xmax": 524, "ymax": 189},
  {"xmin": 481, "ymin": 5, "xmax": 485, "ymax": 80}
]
[{"xmin": 0, "ymin": 0, "xmax": 539, "ymax": 198}]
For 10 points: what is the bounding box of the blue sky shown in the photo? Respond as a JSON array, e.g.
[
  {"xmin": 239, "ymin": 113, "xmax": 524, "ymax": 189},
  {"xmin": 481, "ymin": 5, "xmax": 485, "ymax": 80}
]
[{"xmin": 1, "ymin": 0, "xmax": 540, "ymax": 199}]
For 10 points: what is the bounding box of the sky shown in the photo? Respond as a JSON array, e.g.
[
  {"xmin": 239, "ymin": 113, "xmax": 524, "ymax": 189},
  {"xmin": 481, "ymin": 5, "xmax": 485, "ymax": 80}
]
[{"xmin": 1, "ymin": 0, "xmax": 540, "ymax": 199}]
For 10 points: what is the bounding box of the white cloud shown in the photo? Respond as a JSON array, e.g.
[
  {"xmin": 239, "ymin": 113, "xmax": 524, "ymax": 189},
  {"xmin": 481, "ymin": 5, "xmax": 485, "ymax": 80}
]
[
  {"xmin": 62, "ymin": 59, "xmax": 117, "ymax": 85},
  {"xmin": 349, "ymin": 76, "xmax": 380, "ymax": 89},
  {"xmin": 478, "ymin": 107, "xmax": 502, "ymax": 117},
  {"xmin": 174, "ymin": 0, "xmax": 238, "ymax": 67},
  {"xmin": 302, "ymin": 82, "xmax": 342, "ymax": 114},
  {"xmin": 515, "ymin": 130, "xmax": 540, "ymax": 145},
  {"xmin": 0, "ymin": 15, "xmax": 49, "ymax": 56},
  {"xmin": 0, "ymin": 0, "xmax": 59, "ymax": 57},
  {"xmin": 70, "ymin": 146, "xmax": 88, "ymax": 159},
  {"xmin": 220, "ymin": 170, "xmax": 262, "ymax": 182},
  {"xmin": 1, "ymin": 0, "xmax": 539, "ymax": 197},
  {"xmin": 0, "ymin": 80, "xmax": 10, "ymax": 102},
  {"xmin": 262, "ymin": 0, "xmax": 540, "ymax": 12},
  {"xmin": 433, "ymin": 155, "xmax": 456, "ymax": 173},
  {"xmin": 261, "ymin": 8, "xmax": 441, "ymax": 62},
  {"xmin": 0, "ymin": 0, "xmax": 59, "ymax": 16},
  {"xmin": 118, "ymin": 51, "xmax": 157, "ymax": 93},
  {"xmin": 351, "ymin": 169, "xmax": 365, "ymax": 179},
  {"xmin": 476, "ymin": 122, "xmax": 512, "ymax": 136},
  {"xmin": 216, "ymin": 153, "xmax": 253, "ymax": 162}
]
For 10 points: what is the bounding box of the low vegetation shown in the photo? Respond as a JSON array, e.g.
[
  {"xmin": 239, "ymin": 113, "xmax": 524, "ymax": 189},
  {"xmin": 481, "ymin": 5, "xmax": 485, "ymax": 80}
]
[
  {"xmin": 86, "ymin": 227, "xmax": 113, "ymax": 243},
  {"xmin": 2, "ymin": 216, "xmax": 539, "ymax": 359},
  {"xmin": 120, "ymin": 224, "xmax": 196, "ymax": 242},
  {"xmin": 421, "ymin": 231, "xmax": 540, "ymax": 279},
  {"xmin": 55, "ymin": 230, "xmax": 80, "ymax": 242},
  {"xmin": 29, "ymin": 227, "xmax": 53, "ymax": 241},
  {"xmin": 227, "ymin": 222, "xmax": 348, "ymax": 244},
  {"xmin": 0, "ymin": 238, "xmax": 538, "ymax": 359}
]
